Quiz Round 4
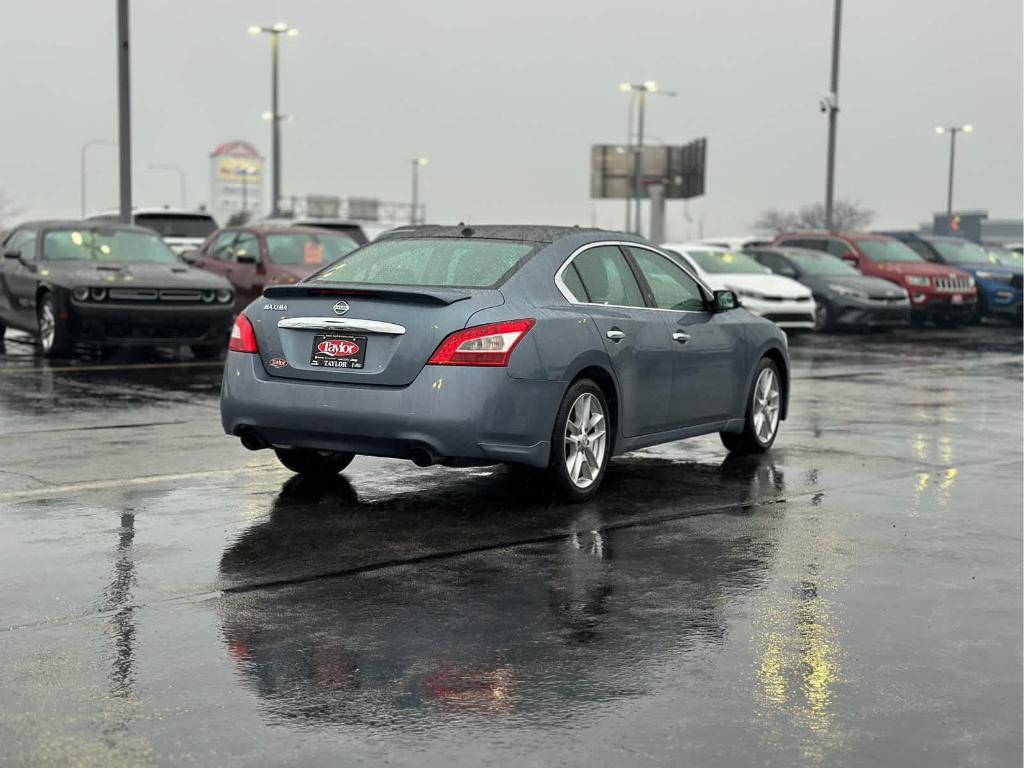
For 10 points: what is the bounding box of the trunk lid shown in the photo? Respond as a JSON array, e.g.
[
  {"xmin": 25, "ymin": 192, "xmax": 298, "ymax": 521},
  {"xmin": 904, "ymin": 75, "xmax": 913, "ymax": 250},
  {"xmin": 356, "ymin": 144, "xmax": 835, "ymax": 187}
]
[{"xmin": 248, "ymin": 284, "xmax": 505, "ymax": 386}]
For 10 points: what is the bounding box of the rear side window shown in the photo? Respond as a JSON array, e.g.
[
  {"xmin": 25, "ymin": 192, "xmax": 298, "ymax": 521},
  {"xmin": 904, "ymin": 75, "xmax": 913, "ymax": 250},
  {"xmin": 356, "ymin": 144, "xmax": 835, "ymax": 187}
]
[
  {"xmin": 312, "ymin": 238, "xmax": 535, "ymax": 288},
  {"xmin": 571, "ymin": 246, "xmax": 645, "ymax": 307}
]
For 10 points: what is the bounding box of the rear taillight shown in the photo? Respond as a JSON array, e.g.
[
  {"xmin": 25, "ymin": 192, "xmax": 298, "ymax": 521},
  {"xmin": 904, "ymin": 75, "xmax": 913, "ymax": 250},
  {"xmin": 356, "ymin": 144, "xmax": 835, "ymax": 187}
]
[
  {"xmin": 229, "ymin": 314, "xmax": 258, "ymax": 353},
  {"xmin": 427, "ymin": 319, "xmax": 535, "ymax": 367}
]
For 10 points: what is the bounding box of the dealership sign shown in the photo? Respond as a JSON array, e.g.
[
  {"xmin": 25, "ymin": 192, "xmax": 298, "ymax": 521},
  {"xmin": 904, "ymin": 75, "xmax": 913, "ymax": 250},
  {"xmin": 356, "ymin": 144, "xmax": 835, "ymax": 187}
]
[{"xmin": 210, "ymin": 140, "xmax": 263, "ymax": 216}]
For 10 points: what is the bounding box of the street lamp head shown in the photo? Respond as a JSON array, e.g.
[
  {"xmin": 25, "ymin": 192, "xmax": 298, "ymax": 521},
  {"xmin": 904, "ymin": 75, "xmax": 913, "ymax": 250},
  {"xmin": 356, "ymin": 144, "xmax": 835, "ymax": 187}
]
[
  {"xmin": 247, "ymin": 25, "xmax": 263, "ymax": 35},
  {"xmin": 286, "ymin": 28, "xmax": 299, "ymax": 37},
  {"xmin": 261, "ymin": 111, "xmax": 274, "ymax": 121},
  {"xmin": 643, "ymin": 80, "xmax": 658, "ymax": 92},
  {"xmin": 413, "ymin": 157, "xmax": 429, "ymax": 166},
  {"xmin": 935, "ymin": 126, "xmax": 945, "ymax": 134},
  {"xmin": 962, "ymin": 124, "xmax": 973, "ymax": 133},
  {"xmin": 271, "ymin": 22, "xmax": 289, "ymax": 32}
]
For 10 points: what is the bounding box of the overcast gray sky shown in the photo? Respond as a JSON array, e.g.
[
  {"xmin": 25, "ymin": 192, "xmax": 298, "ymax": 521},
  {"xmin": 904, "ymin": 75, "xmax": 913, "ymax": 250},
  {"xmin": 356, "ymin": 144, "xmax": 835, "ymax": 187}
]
[{"xmin": 2, "ymin": 0, "xmax": 1021, "ymax": 239}]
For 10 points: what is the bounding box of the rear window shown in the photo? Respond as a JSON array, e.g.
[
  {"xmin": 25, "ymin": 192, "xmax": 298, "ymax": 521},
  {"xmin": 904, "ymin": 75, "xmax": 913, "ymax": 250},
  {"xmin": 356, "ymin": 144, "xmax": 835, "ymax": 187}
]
[
  {"xmin": 688, "ymin": 250, "xmax": 768, "ymax": 274},
  {"xmin": 312, "ymin": 238, "xmax": 536, "ymax": 288},
  {"xmin": 928, "ymin": 238, "xmax": 993, "ymax": 265},
  {"xmin": 265, "ymin": 233, "xmax": 358, "ymax": 266},
  {"xmin": 135, "ymin": 214, "xmax": 217, "ymax": 239}
]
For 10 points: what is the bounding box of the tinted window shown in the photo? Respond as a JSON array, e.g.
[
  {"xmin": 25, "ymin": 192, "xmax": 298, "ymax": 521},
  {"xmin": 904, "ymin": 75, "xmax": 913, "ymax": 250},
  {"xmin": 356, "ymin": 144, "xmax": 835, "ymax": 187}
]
[
  {"xmin": 266, "ymin": 233, "xmax": 358, "ymax": 266},
  {"xmin": 854, "ymin": 239, "xmax": 923, "ymax": 263},
  {"xmin": 231, "ymin": 233, "xmax": 260, "ymax": 263},
  {"xmin": 782, "ymin": 238, "xmax": 827, "ymax": 252},
  {"xmin": 688, "ymin": 249, "xmax": 768, "ymax": 274},
  {"xmin": 561, "ymin": 263, "xmax": 589, "ymax": 302},
  {"xmin": 903, "ymin": 239, "xmax": 937, "ymax": 261},
  {"xmin": 629, "ymin": 247, "xmax": 706, "ymax": 311},
  {"xmin": 753, "ymin": 251, "xmax": 797, "ymax": 276},
  {"xmin": 824, "ymin": 238, "xmax": 853, "ymax": 257},
  {"xmin": 313, "ymin": 238, "xmax": 535, "ymax": 288},
  {"xmin": 42, "ymin": 229, "xmax": 179, "ymax": 263},
  {"xmin": 5, "ymin": 229, "xmax": 36, "ymax": 260},
  {"xmin": 572, "ymin": 246, "xmax": 645, "ymax": 307},
  {"xmin": 135, "ymin": 214, "xmax": 217, "ymax": 238}
]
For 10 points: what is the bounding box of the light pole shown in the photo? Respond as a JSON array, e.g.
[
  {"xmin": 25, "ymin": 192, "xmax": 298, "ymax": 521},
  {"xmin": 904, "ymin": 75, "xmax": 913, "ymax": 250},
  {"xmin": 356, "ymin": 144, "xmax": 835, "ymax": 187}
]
[
  {"xmin": 620, "ymin": 82, "xmax": 676, "ymax": 235},
  {"xmin": 237, "ymin": 167, "xmax": 258, "ymax": 218},
  {"xmin": 410, "ymin": 158, "xmax": 428, "ymax": 224},
  {"xmin": 935, "ymin": 124, "xmax": 973, "ymax": 220},
  {"xmin": 81, "ymin": 139, "xmax": 116, "ymax": 216},
  {"xmin": 147, "ymin": 164, "xmax": 186, "ymax": 208},
  {"xmin": 822, "ymin": 0, "xmax": 842, "ymax": 232},
  {"xmin": 248, "ymin": 22, "xmax": 299, "ymax": 217},
  {"xmin": 117, "ymin": 0, "xmax": 132, "ymax": 224}
]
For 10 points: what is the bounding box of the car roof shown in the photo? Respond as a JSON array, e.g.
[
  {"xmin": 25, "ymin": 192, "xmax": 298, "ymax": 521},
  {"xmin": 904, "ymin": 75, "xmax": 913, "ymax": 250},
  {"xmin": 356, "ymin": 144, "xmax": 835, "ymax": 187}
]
[
  {"xmin": 662, "ymin": 243, "xmax": 733, "ymax": 253},
  {"xmin": 233, "ymin": 224, "xmax": 359, "ymax": 237},
  {"xmin": 11, "ymin": 219, "xmax": 157, "ymax": 235},
  {"xmin": 749, "ymin": 245, "xmax": 832, "ymax": 256},
  {"xmin": 89, "ymin": 208, "xmax": 216, "ymax": 218},
  {"xmin": 778, "ymin": 231, "xmax": 889, "ymax": 240},
  {"xmin": 380, "ymin": 224, "xmax": 631, "ymax": 245}
]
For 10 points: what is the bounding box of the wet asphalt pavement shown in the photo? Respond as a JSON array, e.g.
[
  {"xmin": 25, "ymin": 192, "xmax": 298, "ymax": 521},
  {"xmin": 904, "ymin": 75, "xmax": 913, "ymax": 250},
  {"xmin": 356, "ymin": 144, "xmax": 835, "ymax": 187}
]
[{"xmin": 0, "ymin": 324, "xmax": 1021, "ymax": 767}]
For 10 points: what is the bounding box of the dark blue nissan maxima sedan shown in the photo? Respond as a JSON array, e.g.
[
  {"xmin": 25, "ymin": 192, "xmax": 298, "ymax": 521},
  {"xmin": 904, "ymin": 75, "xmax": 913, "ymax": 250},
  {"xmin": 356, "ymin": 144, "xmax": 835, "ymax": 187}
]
[{"xmin": 220, "ymin": 225, "xmax": 790, "ymax": 501}]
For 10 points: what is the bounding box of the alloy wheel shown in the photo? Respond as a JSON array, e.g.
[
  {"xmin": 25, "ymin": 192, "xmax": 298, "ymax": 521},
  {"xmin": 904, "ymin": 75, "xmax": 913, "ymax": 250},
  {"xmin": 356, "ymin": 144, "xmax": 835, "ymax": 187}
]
[
  {"xmin": 752, "ymin": 368, "xmax": 781, "ymax": 444},
  {"xmin": 39, "ymin": 301, "xmax": 56, "ymax": 351},
  {"xmin": 563, "ymin": 392, "xmax": 607, "ymax": 489}
]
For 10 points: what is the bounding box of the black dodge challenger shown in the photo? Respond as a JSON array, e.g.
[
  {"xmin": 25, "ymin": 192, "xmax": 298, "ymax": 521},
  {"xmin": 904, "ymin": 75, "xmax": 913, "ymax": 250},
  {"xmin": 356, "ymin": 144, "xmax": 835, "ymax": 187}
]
[{"xmin": 0, "ymin": 220, "xmax": 235, "ymax": 358}]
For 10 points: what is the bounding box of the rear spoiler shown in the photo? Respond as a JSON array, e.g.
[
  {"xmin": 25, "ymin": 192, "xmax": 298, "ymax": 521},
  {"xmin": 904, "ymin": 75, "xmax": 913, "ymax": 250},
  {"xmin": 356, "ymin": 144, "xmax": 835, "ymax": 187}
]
[{"xmin": 263, "ymin": 283, "xmax": 472, "ymax": 306}]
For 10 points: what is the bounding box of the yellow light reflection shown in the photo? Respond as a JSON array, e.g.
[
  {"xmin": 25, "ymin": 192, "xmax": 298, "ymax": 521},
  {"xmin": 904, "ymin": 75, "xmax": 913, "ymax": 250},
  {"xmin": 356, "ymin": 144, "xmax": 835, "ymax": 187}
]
[{"xmin": 71, "ymin": 231, "xmax": 83, "ymax": 246}]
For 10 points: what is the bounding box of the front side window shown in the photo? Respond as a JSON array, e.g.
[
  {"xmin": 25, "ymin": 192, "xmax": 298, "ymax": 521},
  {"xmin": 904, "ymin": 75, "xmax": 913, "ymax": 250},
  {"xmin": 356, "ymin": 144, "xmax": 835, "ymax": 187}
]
[
  {"xmin": 628, "ymin": 247, "xmax": 706, "ymax": 311},
  {"xmin": 570, "ymin": 246, "xmax": 645, "ymax": 307},
  {"xmin": 853, "ymin": 239, "xmax": 923, "ymax": 263},
  {"xmin": 825, "ymin": 238, "xmax": 853, "ymax": 257},
  {"xmin": 313, "ymin": 238, "xmax": 535, "ymax": 288},
  {"xmin": 752, "ymin": 251, "xmax": 797, "ymax": 276},
  {"xmin": 5, "ymin": 229, "xmax": 37, "ymax": 260},
  {"xmin": 231, "ymin": 233, "xmax": 260, "ymax": 263},
  {"xmin": 266, "ymin": 233, "xmax": 358, "ymax": 266},
  {"xmin": 208, "ymin": 231, "xmax": 237, "ymax": 259},
  {"xmin": 42, "ymin": 229, "xmax": 178, "ymax": 264}
]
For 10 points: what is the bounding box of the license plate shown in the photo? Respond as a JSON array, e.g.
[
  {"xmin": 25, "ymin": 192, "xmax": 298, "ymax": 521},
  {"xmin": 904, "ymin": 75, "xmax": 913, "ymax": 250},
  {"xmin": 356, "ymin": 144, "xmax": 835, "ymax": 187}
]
[
  {"xmin": 310, "ymin": 334, "xmax": 367, "ymax": 368},
  {"xmin": 951, "ymin": 294, "xmax": 963, "ymax": 304}
]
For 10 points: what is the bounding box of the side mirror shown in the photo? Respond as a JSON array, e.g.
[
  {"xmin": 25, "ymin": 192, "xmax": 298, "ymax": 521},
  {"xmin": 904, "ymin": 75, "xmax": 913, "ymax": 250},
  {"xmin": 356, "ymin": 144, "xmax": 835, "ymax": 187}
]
[
  {"xmin": 179, "ymin": 249, "xmax": 198, "ymax": 264},
  {"xmin": 234, "ymin": 252, "xmax": 257, "ymax": 265},
  {"xmin": 713, "ymin": 290, "xmax": 739, "ymax": 312},
  {"xmin": 3, "ymin": 248, "xmax": 21, "ymax": 261},
  {"xmin": 840, "ymin": 251, "xmax": 859, "ymax": 265}
]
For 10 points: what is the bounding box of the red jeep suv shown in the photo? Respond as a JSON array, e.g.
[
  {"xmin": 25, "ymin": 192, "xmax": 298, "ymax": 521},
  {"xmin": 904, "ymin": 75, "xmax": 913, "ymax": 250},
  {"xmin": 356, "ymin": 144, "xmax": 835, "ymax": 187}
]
[{"xmin": 772, "ymin": 232, "xmax": 976, "ymax": 326}]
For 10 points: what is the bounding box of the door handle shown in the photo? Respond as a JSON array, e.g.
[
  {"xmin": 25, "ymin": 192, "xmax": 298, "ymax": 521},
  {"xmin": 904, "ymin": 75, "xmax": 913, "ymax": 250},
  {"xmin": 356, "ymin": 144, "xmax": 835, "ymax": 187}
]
[
  {"xmin": 672, "ymin": 331, "xmax": 691, "ymax": 344},
  {"xmin": 606, "ymin": 329, "xmax": 626, "ymax": 341}
]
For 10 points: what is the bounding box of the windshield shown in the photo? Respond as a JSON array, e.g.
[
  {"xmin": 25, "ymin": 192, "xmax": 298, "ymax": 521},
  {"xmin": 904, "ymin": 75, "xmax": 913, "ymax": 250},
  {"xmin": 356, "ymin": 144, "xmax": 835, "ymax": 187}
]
[
  {"xmin": 688, "ymin": 250, "xmax": 768, "ymax": 274},
  {"xmin": 312, "ymin": 238, "xmax": 536, "ymax": 288},
  {"xmin": 266, "ymin": 233, "xmax": 358, "ymax": 266},
  {"xmin": 929, "ymin": 238, "xmax": 995, "ymax": 265},
  {"xmin": 853, "ymin": 239, "xmax": 923, "ymax": 263},
  {"xmin": 135, "ymin": 214, "xmax": 217, "ymax": 239},
  {"xmin": 785, "ymin": 250, "xmax": 860, "ymax": 276},
  {"xmin": 988, "ymin": 247, "xmax": 1022, "ymax": 268},
  {"xmin": 42, "ymin": 229, "xmax": 179, "ymax": 264}
]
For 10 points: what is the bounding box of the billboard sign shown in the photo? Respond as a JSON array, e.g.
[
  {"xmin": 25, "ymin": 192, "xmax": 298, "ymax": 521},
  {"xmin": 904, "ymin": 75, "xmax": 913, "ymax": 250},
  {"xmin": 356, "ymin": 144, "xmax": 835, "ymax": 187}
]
[
  {"xmin": 590, "ymin": 138, "xmax": 707, "ymax": 200},
  {"xmin": 210, "ymin": 140, "xmax": 263, "ymax": 217}
]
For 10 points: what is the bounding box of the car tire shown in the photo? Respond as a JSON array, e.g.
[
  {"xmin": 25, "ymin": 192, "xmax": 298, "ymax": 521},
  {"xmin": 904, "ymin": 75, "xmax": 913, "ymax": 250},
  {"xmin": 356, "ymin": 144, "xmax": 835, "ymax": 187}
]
[
  {"xmin": 971, "ymin": 292, "xmax": 987, "ymax": 325},
  {"xmin": 720, "ymin": 357, "xmax": 782, "ymax": 455},
  {"xmin": 191, "ymin": 344, "xmax": 224, "ymax": 361},
  {"xmin": 37, "ymin": 292, "xmax": 72, "ymax": 358},
  {"xmin": 274, "ymin": 447, "xmax": 355, "ymax": 476},
  {"xmin": 813, "ymin": 300, "xmax": 834, "ymax": 332},
  {"xmin": 546, "ymin": 378, "xmax": 611, "ymax": 502}
]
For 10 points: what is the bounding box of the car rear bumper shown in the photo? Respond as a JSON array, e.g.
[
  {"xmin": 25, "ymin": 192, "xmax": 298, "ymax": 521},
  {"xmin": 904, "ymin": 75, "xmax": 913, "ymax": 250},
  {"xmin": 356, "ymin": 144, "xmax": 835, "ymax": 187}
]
[
  {"xmin": 220, "ymin": 352, "xmax": 563, "ymax": 468},
  {"xmin": 69, "ymin": 301, "xmax": 234, "ymax": 345}
]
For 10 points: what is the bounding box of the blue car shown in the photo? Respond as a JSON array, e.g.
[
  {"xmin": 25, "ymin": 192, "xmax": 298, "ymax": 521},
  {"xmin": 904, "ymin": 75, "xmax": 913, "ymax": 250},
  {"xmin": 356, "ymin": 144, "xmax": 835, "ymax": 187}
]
[
  {"xmin": 881, "ymin": 232, "xmax": 1023, "ymax": 323},
  {"xmin": 220, "ymin": 226, "xmax": 790, "ymax": 501}
]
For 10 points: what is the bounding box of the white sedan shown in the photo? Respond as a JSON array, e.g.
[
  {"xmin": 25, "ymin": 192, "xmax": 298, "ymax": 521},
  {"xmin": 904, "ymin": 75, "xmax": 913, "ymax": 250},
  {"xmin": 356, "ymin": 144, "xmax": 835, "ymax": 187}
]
[{"xmin": 662, "ymin": 243, "xmax": 817, "ymax": 330}]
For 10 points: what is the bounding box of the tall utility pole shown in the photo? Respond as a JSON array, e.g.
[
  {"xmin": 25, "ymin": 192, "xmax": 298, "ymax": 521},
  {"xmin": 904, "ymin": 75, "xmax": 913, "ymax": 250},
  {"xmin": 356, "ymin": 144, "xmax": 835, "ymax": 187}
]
[
  {"xmin": 410, "ymin": 158, "xmax": 428, "ymax": 224},
  {"xmin": 249, "ymin": 23, "xmax": 299, "ymax": 217},
  {"xmin": 823, "ymin": 0, "xmax": 842, "ymax": 232},
  {"xmin": 624, "ymin": 89, "xmax": 636, "ymax": 232},
  {"xmin": 116, "ymin": 0, "xmax": 132, "ymax": 224},
  {"xmin": 620, "ymin": 82, "xmax": 676, "ymax": 236},
  {"xmin": 935, "ymin": 125, "xmax": 973, "ymax": 220}
]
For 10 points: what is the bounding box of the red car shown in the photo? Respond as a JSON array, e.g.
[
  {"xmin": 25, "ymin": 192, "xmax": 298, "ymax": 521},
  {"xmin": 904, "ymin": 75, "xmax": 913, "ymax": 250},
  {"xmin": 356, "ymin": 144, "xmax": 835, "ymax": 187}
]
[
  {"xmin": 190, "ymin": 226, "xmax": 359, "ymax": 312},
  {"xmin": 772, "ymin": 232, "xmax": 976, "ymax": 326}
]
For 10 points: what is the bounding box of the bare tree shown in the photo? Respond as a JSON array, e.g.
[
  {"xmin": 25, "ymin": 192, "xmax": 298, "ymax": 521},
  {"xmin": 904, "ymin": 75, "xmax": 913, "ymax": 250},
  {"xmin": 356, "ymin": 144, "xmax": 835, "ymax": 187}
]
[
  {"xmin": 754, "ymin": 200, "xmax": 875, "ymax": 234},
  {"xmin": 226, "ymin": 210, "xmax": 252, "ymax": 226}
]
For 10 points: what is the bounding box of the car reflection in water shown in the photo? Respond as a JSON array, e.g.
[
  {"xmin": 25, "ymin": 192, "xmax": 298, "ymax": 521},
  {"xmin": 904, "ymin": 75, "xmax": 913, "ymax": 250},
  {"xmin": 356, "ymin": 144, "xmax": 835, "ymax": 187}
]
[{"xmin": 218, "ymin": 455, "xmax": 787, "ymax": 727}]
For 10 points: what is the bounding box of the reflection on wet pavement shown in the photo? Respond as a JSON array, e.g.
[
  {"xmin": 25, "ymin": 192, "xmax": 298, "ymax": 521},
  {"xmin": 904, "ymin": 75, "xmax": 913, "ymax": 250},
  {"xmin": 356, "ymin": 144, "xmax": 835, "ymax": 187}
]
[{"xmin": 0, "ymin": 325, "xmax": 1020, "ymax": 766}]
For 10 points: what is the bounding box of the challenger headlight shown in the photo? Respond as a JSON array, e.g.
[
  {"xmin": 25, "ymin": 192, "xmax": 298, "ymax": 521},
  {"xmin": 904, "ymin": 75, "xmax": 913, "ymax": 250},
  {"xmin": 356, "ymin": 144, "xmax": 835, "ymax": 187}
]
[
  {"xmin": 828, "ymin": 283, "xmax": 868, "ymax": 300},
  {"xmin": 201, "ymin": 290, "xmax": 216, "ymax": 303},
  {"xmin": 72, "ymin": 286, "xmax": 90, "ymax": 301},
  {"xmin": 215, "ymin": 289, "xmax": 233, "ymax": 304},
  {"xmin": 906, "ymin": 276, "xmax": 931, "ymax": 287},
  {"xmin": 89, "ymin": 287, "xmax": 107, "ymax": 301}
]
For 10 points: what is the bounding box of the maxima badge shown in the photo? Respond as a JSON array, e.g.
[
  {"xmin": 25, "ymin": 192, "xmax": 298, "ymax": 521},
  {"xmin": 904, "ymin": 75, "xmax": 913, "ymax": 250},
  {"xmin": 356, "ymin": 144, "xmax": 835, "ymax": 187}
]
[{"xmin": 333, "ymin": 300, "xmax": 350, "ymax": 316}]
